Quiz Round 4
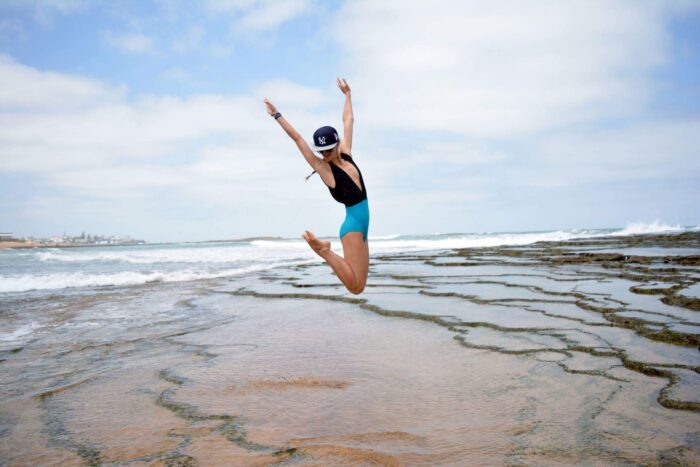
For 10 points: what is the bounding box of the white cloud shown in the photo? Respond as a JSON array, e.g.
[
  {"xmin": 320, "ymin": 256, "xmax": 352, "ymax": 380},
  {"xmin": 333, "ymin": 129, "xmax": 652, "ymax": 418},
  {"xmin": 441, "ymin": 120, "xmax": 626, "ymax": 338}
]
[
  {"xmin": 0, "ymin": 94, "xmax": 264, "ymax": 171},
  {"xmin": 159, "ymin": 67, "xmax": 195, "ymax": 85},
  {"xmin": 0, "ymin": 55, "xmax": 286, "ymax": 168},
  {"xmin": 0, "ymin": 56, "xmax": 333, "ymax": 211},
  {"xmin": 0, "ymin": 54, "xmax": 126, "ymax": 111},
  {"xmin": 204, "ymin": 0, "xmax": 258, "ymax": 13},
  {"xmin": 172, "ymin": 26, "xmax": 205, "ymax": 53},
  {"xmin": 19, "ymin": 0, "xmax": 88, "ymax": 13},
  {"xmin": 331, "ymin": 0, "xmax": 680, "ymax": 137},
  {"xmin": 2, "ymin": 0, "xmax": 91, "ymax": 28},
  {"xmin": 103, "ymin": 31, "xmax": 156, "ymax": 54},
  {"xmin": 411, "ymin": 141, "xmax": 504, "ymax": 166},
  {"xmin": 208, "ymin": 42, "xmax": 235, "ymax": 57},
  {"xmin": 205, "ymin": 0, "xmax": 311, "ymax": 33},
  {"xmin": 524, "ymin": 120, "xmax": 700, "ymax": 187},
  {"xmin": 236, "ymin": 0, "xmax": 311, "ymax": 33},
  {"xmin": 46, "ymin": 165, "xmax": 186, "ymax": 198},
  {"xmin": 255, "ymin": 79, "xmax": 330, "ymax": 110}
]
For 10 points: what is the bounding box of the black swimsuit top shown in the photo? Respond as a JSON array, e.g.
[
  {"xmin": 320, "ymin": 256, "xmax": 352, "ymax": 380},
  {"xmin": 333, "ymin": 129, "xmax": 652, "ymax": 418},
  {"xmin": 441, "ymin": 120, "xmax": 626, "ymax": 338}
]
[{"xmin": 328, "ymin": 153, "xmax": 368, "ymax": 207}]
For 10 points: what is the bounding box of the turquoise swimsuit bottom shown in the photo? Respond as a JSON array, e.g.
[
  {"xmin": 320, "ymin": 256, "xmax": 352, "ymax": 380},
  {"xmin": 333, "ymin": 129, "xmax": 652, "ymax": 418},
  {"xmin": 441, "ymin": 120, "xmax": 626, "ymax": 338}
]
[{"xmin": 340, "ymin": 199, "xmax": 370, "ymax": 240}]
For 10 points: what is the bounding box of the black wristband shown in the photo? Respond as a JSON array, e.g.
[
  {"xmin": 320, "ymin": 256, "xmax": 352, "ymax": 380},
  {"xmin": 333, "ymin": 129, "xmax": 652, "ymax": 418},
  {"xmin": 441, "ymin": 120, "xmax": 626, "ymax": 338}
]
[{"xmin": 272, "ymin": 112, "xmax": 282, "ymax": 120}]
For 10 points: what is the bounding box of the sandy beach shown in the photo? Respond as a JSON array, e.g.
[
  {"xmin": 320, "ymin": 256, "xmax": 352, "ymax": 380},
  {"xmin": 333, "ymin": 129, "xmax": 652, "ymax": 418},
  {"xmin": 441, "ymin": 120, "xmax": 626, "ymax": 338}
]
[
  {"xmin": 0, "ymin": 241, "xmax": 42, "ymax": 250},
  {"xmin": 1, "ymin": 232, "xmax": 699, "ymax": 465}
]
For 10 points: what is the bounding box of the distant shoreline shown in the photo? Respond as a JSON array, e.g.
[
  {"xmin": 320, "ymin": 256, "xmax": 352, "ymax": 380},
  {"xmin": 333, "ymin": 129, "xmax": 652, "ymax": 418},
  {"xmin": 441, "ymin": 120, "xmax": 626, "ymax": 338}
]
[
  {"xmin": 0, "ymin": 236, "xmax": 290, "ymax": 250},
  {"xmin": 0, "ymin": 241, "xmax": 145, "ymax": 250}
]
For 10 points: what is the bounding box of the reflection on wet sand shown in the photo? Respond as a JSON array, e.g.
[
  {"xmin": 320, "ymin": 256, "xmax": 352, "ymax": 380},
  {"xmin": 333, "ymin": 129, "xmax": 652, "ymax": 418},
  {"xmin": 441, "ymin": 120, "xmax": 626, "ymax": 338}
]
[
  {"xmin": 1, "ymin": 233, "xmax": 699, "ymax": 465},
  {"xmin": 231, "ymin": 378, "xmax": 351, "ymax": 394}
]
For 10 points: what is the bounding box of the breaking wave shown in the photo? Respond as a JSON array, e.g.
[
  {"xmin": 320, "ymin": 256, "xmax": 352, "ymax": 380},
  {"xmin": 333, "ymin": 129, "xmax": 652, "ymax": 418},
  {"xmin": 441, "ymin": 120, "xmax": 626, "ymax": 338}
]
[
  {"xmin": 1, "ymin": 222, "xmax": 696, "ymax": 293},
  {"xmin": 0, "ymin": 260, "xmax": 316, "ymax": 293}
]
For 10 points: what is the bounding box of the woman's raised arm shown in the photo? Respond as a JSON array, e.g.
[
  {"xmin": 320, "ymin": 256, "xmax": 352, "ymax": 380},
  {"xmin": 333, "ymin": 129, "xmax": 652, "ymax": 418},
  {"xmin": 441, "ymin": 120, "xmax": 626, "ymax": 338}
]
[
  {"xmin": 264, "ymin": 98, "xmax": 321, "ymax": 170},
  {"xmin": 337, "ymin": 78, "xmax": 353, "ymax": 155}
]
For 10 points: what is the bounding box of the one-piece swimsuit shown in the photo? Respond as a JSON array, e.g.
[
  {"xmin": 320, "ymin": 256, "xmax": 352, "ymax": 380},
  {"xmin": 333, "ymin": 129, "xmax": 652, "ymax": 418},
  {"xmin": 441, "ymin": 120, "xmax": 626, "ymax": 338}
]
[{"xmin": 327, "ymin": 153, "xmax": 369, "ymax": 240}]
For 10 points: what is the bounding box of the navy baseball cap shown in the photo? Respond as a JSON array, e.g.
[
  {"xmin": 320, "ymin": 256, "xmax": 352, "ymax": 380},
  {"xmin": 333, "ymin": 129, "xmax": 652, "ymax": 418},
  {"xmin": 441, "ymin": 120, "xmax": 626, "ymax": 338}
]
[{"xmin": 312, "ymin": 126, "xmax": 339, "ymax": 151}]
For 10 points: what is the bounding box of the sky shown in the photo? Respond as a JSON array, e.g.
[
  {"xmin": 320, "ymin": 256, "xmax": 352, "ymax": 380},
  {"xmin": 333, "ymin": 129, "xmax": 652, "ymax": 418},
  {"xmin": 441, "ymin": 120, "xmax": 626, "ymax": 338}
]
[{"xmin": 1, "ymin": 0, "xmax": 699, "ymax": 242}]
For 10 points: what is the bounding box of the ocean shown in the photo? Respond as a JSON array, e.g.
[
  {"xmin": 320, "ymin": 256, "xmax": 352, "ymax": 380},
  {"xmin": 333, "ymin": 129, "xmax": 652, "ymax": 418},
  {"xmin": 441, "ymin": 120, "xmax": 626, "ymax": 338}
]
[
  {"xmin": 1, "ymin": 222, "xmax": 699, "ymax": 465},
  {"xmin": 0, "ymin": 222, "xmax": 691, "ymax": 296}
]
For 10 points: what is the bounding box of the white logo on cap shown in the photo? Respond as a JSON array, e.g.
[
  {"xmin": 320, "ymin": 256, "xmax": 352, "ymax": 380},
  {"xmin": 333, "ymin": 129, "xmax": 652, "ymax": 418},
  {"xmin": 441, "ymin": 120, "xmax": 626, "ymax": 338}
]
[{"xmin": 319, "ymin": 137, "xmax": 326, "ymax": 144}]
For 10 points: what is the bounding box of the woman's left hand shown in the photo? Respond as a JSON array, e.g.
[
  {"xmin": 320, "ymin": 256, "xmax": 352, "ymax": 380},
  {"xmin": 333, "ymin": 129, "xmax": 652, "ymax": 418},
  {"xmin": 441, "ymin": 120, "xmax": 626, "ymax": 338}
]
[
  {"xmin": 264, "ymin": 98, "xmax": 278, "ymax": 115},
  {"xmin": 336, "ymin": 78, "xmax": 351, "ymax": 95}
]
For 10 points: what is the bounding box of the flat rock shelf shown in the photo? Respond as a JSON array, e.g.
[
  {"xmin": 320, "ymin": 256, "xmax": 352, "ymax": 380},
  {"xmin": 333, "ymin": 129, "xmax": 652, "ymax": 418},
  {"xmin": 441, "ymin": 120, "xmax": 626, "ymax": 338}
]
[{"xmin": 1, "ymin": 232, "xmax": 699, "ymax": 465}]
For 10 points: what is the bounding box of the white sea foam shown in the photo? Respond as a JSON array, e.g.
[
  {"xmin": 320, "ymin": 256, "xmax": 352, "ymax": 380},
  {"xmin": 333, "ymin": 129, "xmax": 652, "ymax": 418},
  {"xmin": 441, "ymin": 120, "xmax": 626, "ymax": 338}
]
[
  {"xmin": 0, "ymin": 322, "xmax": 40, "ymax": 342},
  {"xmin": 0, "ymin": 259, "xmax": 316, "ymax": 293},
  {"xmin": 368, "ymin": 234, "xmax": 401, "ymax": 240},
  {"xmin": 35, "ymin": 245, "xmax": 308, "ymax": 264},
  {"xmin": 369, "ymin": 230, "xmax": 597, "ymax": 252},
  {"xmin": 251, "ymin": 239, "xmax": 310, "ymax": 249},
  {"xmin": 369, "ymin": 223, "xmax": 696, "ymax": 252},
  {"xmin": 610, "ymin": 221, "xmax": 686, "ymax": 237}
]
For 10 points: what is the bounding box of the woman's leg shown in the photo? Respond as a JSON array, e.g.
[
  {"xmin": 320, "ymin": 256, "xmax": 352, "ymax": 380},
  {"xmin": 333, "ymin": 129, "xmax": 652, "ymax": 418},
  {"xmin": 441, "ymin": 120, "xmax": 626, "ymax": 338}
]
[{"xmin": 302, "ymin": 230, "xmax": 369, "ymax": 294}]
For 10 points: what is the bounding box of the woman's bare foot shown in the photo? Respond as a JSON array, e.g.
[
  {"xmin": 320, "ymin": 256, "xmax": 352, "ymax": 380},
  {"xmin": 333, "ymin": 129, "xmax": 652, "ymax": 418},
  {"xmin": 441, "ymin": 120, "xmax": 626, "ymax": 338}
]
[{"xmin": 302, "ymin": 230, "xmax": 331, "ymax": 257}]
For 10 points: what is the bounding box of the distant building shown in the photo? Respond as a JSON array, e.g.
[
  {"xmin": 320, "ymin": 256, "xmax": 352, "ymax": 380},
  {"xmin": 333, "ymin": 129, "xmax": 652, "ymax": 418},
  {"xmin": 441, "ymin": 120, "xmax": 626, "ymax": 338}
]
[{"xmin": 0, "ymin": 231, "xmax": 145, "ymax": 246}]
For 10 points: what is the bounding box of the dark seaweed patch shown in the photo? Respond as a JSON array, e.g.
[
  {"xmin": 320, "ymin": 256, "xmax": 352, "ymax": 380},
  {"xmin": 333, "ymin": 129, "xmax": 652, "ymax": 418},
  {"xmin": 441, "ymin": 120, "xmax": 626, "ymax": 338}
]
[
  {"xmin": 165, "ymin": 454, "xmax": 197, "ymax": 466},
  {"xmin": 76, "ymin": 443, "xmax": 102, "ymax": 466},
  {"xmin": 155, "ymin": 347, "xmax": 301, "ymax": 459},
  {"xmin": 39, "ymin": 393, "xmax": 104, "ymax": 465},
  {"xmin": 662, "ymin": 294, "xmax": 700, "ymax": 312}
]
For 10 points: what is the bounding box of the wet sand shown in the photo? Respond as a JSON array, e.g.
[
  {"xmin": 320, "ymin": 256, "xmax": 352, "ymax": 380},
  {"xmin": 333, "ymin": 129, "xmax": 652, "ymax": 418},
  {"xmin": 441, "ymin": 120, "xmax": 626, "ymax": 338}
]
[{"xmin": 1, "ymin": 233, "xmax": 699, "ymax": 465}]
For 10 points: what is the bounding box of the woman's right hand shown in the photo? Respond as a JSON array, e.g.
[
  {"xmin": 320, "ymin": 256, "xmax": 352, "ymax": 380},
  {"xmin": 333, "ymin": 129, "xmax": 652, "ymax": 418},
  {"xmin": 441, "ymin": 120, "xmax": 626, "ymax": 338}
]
[
  {"xmin": 336, "ymin": 78, "xmax": 351, "ymax": 95},
  {"xmin": 264, "ymin": 98, "xmax": 278, "ymax": 116}
]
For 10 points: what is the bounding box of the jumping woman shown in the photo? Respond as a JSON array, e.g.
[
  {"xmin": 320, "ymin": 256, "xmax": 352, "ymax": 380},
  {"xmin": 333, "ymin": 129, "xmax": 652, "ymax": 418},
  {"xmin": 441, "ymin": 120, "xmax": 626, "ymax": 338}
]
[{"xmin": 264, "ymin": 78, "xmax": 369, "ymax": 294}]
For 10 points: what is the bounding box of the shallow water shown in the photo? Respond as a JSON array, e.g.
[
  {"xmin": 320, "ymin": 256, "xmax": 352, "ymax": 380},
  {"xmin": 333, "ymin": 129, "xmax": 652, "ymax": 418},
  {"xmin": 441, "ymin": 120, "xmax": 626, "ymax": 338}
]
[{"xmin": 1, "ymin": 232, "xmax": 699, "ymax": 465}]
